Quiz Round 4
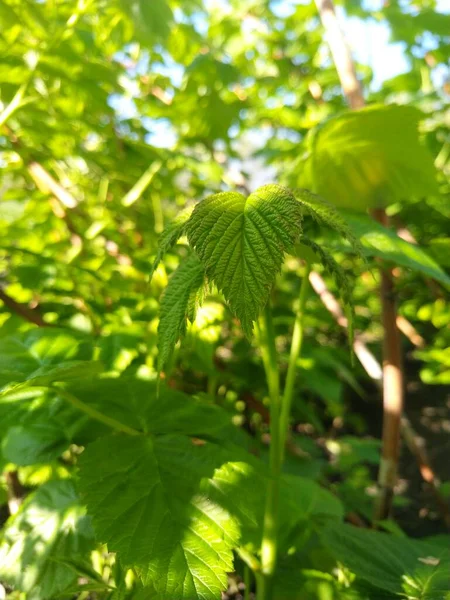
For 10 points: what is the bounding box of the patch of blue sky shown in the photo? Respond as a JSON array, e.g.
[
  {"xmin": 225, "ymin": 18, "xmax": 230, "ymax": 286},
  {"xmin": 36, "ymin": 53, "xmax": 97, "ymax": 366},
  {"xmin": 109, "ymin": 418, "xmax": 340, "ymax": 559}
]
[
  {"xmin": 270, "ymin": 0, "xmax": 409, "ymax": 90},
  {"xmin": 108, "ymin": 94, "xmax": 138, "ymax": 120},
  {"xmin": 150, "ymin": 53, "xmax": 184, "ymax": 87},
  {"xmin": 144, "ymin": 118, "xmax": 178, "ymax": 149},
  {"xmin": 344, "ymin": 15, "xmax": 409, "ymax": 90}
]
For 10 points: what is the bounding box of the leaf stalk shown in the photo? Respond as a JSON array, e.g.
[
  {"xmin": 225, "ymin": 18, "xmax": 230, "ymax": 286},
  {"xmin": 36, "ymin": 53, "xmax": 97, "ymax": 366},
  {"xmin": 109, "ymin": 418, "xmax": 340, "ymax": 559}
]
[
  {"xmin": 257, "ymin": 303, "xmax": 281, "ymax": 600},
  {"xmin": 279, "ymin": 263, "xmax": 310, "ymax": 462}
]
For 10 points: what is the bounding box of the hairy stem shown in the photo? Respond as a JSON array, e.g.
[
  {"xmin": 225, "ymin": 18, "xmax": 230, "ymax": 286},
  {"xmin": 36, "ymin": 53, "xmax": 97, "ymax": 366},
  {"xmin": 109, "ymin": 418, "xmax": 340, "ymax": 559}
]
[
  {"xmin": 257, "ymin": 303, "xmax": 281, "ymax": 600},
  {"xmin": 279, "ymin": 264, "xmax": 311, "ymax": 462}
]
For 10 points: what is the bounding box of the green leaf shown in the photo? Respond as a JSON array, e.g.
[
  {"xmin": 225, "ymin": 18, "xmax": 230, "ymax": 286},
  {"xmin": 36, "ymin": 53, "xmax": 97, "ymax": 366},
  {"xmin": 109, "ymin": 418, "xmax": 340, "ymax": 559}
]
[
  {"xmin": 320, "ymin": 523, "xmax": 450, "ymax": 599},
  {"xmin": 294, "ymin": 188, "xmax": 363, "ymax": 257},
  {"xmin": 0, "ymin": 479, "xmax": 94, "ymax": 600},
  {"xmin": 66, "ymin": 377, "xmax": 248, "ymax": 445},
  {"xmin": 202, "ymin": 465, "xmax": 343, "ymax": 551},
  {"xmin": 79, "ymin": 432, "xmax": 343, "ymax": 598},
  {"xmin": 303, "ymin": 105, "xmax": 438, "ymax": 211},
  {"xmin": 282, "ymin": 473, "xmax": 344, "ymax": 525},
  {"xmin": 122, "ymin": 161, "xmax": 162, "ymax": 207},
  {"xmin": 78, "ymin": 434, "xmax": 239, "ymax": 600},
  {"xmin": 158, "ymin": 254, "xmax": 205, "ymax": 370},
  {"xmin": 299, "ymin": 237, "xmax": 355, "ymax": 346},
  {"xmin": 122, "ymin": 0, "xmax": 174, "ymax": 43},
  {"xmin": 139, "ymin": 0, "xmax": 173, "ymax": 39},
  {"xmin": 342, "ymin": 213, "xmax": 450, "ymax": 287},
  {"xmin": 186, "ymin": 184, "xmax": 303, "ymax": 336},
  {"xmin": 2, "ymin": 423, "xmax": 69, "ymax": 466},
  {"xmin": 0, "ymin": 329, "xmax": 100, "ymax": 392},
  {"xmin": 150, "ymin": 206, "xmax": 194, "ymax": 278},
  {"xmin": 428, "ymin": 238, "xmax": 450, "ymax": 269}
]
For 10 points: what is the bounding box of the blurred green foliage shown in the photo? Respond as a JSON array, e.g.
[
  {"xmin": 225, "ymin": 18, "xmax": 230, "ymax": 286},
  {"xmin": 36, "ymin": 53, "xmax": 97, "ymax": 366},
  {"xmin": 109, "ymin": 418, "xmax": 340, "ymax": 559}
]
[{"xmin": 0, "ymin": 0, "xmax": 449, "ymax": 599}]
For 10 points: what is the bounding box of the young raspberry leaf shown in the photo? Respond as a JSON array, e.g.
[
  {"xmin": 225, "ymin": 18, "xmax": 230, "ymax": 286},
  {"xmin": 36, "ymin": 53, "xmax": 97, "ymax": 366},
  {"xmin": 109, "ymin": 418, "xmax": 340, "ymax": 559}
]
[
  {"xmin": 186, "ymin": 184, "xmax": 303, "ymax": 336},
  {"xmin": 299, "ymin": 237, "xmax": 355, "ymax": 349},
  {"xmin": 150, "ymin": 206, "xmax": 194, "ymax": 279},
  {"xmin": 158, "ymin": 253, "xmax": 205, "ymax": 371},
  {"xmin": 293, "ymin": 188, "xmax": 364, "ymax": 258}
]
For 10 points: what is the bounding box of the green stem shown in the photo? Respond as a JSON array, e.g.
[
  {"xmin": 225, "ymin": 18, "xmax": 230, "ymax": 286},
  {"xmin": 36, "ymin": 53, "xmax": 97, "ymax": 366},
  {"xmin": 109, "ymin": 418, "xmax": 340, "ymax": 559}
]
[
  {"xmin": 207, "ymin": 373, "xmax": 218, "ymax": 398},
  {"xmin": 244, "ymin": 564, "xmax": 251, "ymax": 600},
  {"xmin": 0, "ymin": 82, "xmax": 28, "ymax": 128},
  {"xmin": 237, "ymin": 547, "xmax": 261, "ymax": 572},
  {"xmin": 257, "ymin": 303, "xmax": 281, "ymax": 600},
  {"xmin": 279, "ymin": 263, "xmax": 310, "ymax": 462},
  {"xmin": 152, "ymin": 192, "xmax": 164, "ymax": 234},
  {"xmin": 51, "ymin": 386, "xmax": 141, "ymax": 436}
]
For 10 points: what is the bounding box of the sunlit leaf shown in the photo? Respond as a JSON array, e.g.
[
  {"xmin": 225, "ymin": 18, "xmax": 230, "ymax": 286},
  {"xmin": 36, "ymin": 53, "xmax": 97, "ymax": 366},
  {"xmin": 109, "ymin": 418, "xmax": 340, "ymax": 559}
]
[
  {"xmin": 186, "ymin": 184, "xmax": 303, "ymax": 336},
  {"xmin": 0, "ymin": 480, "xmax": 94, "ymax": 600}
]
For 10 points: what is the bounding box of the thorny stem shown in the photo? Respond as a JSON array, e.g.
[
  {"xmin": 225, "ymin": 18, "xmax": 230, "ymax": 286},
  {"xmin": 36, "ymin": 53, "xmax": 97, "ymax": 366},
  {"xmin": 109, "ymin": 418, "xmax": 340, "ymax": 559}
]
[
  {"xmin": 279, "ymin": 263, "xmax": 310, "ymax": 462},
  {"xmin": 257, "ymin": 303, "xmax": 281, "ymax": 600}
]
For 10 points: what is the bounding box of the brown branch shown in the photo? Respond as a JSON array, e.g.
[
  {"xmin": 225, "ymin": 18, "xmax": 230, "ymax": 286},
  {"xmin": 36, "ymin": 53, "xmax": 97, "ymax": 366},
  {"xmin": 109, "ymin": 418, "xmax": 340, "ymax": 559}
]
[
  {"xmin": 315, "ymin": 0, "xmax": 404, "ymax": 521},
  {"xmin": 371, "ymin": 208, "xmax": 404, "ymax": 520},
  {"xmin": 150, "ymin": 86, "xmax": 172, "ymax": 105},
  {"xmin": 396, "ymin": 315, "xmax": 425, "ymax": 349},
  {"xmin": 5, "ymin": 471, "xmax": 25, "ymax": 516},
  {"xmin": 309, "ymin": 271, "xmax": 449, "ymax": 530},
  {"xmin": 8, "ymin": 129, "xmax": 132, "ymax": 267},
  {"xmin": 314, "ymin": 0, "xmax": 365, "ymax": 110},
  {"xmin": 0, "ymin": 288, "xmax": 48, "ymax": 327},
  {"xmin": 308, "ymin": 270, "xmax": 348, "ymax": 328},
  {"xmin": 401, "ymin": 417, "xmax": 450, "ymax": 529}
]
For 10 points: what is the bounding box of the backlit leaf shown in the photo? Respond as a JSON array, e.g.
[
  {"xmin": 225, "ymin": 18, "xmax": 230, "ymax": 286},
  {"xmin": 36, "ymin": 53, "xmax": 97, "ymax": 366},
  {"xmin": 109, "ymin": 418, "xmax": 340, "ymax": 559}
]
[{"xmin": 303, "ymin": 105, "xmax": 438, "ymax": 211}]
